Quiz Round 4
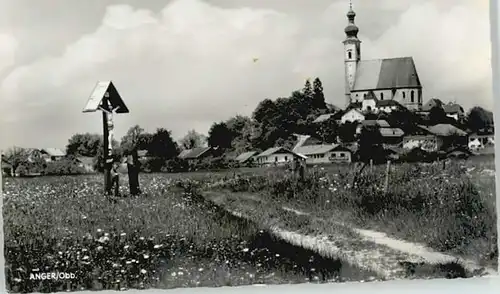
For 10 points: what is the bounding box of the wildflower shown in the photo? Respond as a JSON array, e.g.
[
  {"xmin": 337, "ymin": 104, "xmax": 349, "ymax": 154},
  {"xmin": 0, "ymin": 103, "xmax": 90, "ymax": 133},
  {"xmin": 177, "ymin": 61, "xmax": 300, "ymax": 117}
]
[{"xmin": 140, "ymin": 269, "xmax": 147, "ymax": 274}]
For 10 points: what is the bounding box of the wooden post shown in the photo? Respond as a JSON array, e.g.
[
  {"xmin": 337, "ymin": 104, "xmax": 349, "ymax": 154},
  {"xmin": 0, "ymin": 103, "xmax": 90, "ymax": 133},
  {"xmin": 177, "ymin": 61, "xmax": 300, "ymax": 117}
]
[
  {"xmin": 369, "ymin": 159, "xmax": 373, "ymax": 171},
  {"xmin": 102, "ymin": 108, "xmax": 112, "ymax": 195},
  {"xmin": 383, "ymin": 160, "xmax": 391, "ymax": 194}
]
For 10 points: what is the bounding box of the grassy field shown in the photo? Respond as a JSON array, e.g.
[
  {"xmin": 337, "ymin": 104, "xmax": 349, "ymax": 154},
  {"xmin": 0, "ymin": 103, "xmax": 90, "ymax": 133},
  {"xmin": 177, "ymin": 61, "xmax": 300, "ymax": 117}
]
[
  {"xmin": 2, "ymin": 156, "xmax": 497, "ymax": 291},
  {"xmin": 210, "ymin": 156, "xmax": 498, "ymax": 269},
  {"xmin": 2, "ymin": 173, "xmax": 376, "ymax": 292}
]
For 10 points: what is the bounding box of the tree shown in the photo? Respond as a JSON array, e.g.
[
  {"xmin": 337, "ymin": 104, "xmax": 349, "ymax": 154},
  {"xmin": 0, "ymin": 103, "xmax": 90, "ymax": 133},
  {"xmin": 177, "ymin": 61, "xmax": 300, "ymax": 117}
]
[
  {"xmin": 338, "ymin": 122, "xmax": 358, "ymax": 143},
  {"xmin": 208, "ymin": 122, "xmax": 233, "ymax": 150},
  {"xmin": 317, "ymin": 118, "xmax": 339, "ymax": 143},
  {"xmin": 179, "ymin": 129, "xmax": 206, "ymax": 150},
  {"xmin": 120, "ymin": 125, "xmax": 150, "ymax": 154},
  {"xmin": 3, "ymin": 147, "xmax": 29, "ymax": 174},
  {"xmin": 226, "ymin": 115, "xmax": 253, "ymax": 153},
  {"xmin": 428, "ymin": 106, "xmax": 449, "ymax": 125},
  {"xmin": 303, "ymin": 79, "xmax": 313, "ymax": 100},
  {"xmin": 148, "ymin": 128, "xmax": 179, "ymax": 159},
  {"xmin": 357, "ymin": 125, "xmax": 385, "ymax": 163},
  {"xmin": 467, "ymin": 106, "xmax": 493, "ymax": 133},
  {"xmin": 66, "ymin": 133, "xmax": 102, "ymax": 157},
  {"xmin": 312, "ymin": 77, "xmax": 327, "ymax": 110}
]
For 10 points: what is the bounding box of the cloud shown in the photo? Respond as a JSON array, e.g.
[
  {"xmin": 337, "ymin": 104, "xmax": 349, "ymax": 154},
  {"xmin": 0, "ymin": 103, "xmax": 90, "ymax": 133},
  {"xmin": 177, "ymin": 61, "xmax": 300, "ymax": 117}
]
[
  {"xmin": 0, "ymin": 0, "xmax": 492, "ymax": 149},
  {"xmin": 0, "ymin": 33, "xmax": 17, "ymax": 74}
]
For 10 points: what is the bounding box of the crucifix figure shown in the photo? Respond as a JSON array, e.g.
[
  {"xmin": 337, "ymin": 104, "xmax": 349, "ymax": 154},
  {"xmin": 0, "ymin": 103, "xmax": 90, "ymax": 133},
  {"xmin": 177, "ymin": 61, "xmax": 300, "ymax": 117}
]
[{"xmin": 99, "ymin": 94, "xmax": 121, "ymax": 196}]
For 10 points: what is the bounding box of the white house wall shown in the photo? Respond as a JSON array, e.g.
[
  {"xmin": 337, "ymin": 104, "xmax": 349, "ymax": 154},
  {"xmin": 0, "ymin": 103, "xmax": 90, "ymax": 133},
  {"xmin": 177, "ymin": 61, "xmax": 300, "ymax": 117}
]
[
  {"xmin": 341, "ymin": 110, "xmax": 365, "ymax": 124},
  {"xmin": 257, "ymin": 153, "xmax": 294, "ymax": 165}
]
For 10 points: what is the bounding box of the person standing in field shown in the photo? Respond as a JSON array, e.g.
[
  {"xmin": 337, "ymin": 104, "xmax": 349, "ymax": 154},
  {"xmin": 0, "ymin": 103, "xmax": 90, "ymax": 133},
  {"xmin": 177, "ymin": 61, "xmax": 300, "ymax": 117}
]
[
  {"xmin": 110, "ymin": 161, "xmax": 120, "ymax": 197},
  {"xmin": 126, "ymin": 149, "xmax": 141, "ymax": 196}
]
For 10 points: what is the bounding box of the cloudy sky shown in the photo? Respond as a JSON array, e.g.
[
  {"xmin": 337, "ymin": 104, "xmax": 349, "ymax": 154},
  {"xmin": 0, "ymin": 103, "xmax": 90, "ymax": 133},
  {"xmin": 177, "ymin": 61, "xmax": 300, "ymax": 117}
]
[{"xmin": 0, "ymin": 0, "xmax": 493, "ymax": 150}]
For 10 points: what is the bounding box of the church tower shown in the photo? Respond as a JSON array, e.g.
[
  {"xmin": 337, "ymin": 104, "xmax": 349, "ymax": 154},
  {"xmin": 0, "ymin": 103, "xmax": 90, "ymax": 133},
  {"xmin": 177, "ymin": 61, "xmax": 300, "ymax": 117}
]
[{"xmin": 343, "ymin": 1, "xmax": 361, "ymax": 108}]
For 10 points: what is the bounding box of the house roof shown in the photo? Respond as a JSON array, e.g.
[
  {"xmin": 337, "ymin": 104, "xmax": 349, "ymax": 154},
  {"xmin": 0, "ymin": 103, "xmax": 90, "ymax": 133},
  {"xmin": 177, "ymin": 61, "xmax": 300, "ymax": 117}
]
[
  {"xmin": 41, "ymin": 148, "xmax": 66, "ymax": 157},
  {"xmin": 326, "ymin": 103, "xmax": 341, "ymax": 112},
  {"xmin": 422, "ymin": 124, "xmax": 467, "ymax": 137},
  {"xmin": 294, "ymin": 144, "xmax": 337, "ymax": 156},
  {"xmin": 346, "ymin": 102, "xmax": 362, "ymax": 110},
  {"xmin": 352, "ymin": 57, "xmax": 421, "ymax": 91},
  {"xmin": 376, "ymin": 100, "xmax": 403, "ymax": 108},
  {"xmin": 179, "ymin": 147, "xmax": 212, "ymax": 159},
  {"xmin": 421, "ymin": 98, "xmax": 444, "ymax": 112},
  {"xmin": 137, "ymin": 150, "xmax": 148, "ymax": 157},
  {"xmin": 235, "ymin": 151, "xmax": 258, "ymax": 162},
  {"xmin": 379, "ymin": 128, "xmax": 405, "ymax": 137},
  {"xmin": 443, "ymin": 103, "xmax": 464, "ymax": 114},
  {"xmin": 256, "ymin": 147, "xmax": 299, "ymax": 158},
  {"xmin": 178, "ymin": 149, "xmax": 191, "ymax": 159},
  {"xmin": 313, "ymin": 113, "xmax": 335, "ymax": 123},
  {"xmin": 342, "ymin": 108, "xmax": 365, "ymax": 118},
  {"xmin": 361, "ymin": 120, "xmax": 390, "ymax": 127}
]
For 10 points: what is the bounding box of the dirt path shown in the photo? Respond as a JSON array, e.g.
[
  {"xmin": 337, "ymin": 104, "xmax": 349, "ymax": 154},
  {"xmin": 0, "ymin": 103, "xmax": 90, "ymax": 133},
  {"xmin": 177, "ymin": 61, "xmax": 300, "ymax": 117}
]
[
  {"xmin": 204, "ymin": 190, "xmax": 497, "ymax": 278},
  {"xmin": 281, "ymin": 206, "xmax": 497, "ymax": 276}
]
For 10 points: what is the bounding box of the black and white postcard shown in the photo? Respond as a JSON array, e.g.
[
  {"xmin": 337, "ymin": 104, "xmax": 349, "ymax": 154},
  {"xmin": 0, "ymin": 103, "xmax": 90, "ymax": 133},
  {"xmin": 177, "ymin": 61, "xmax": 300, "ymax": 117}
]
[{"xmin": 0, "ymin": 0, "xmax": 497, "ymax": 292}]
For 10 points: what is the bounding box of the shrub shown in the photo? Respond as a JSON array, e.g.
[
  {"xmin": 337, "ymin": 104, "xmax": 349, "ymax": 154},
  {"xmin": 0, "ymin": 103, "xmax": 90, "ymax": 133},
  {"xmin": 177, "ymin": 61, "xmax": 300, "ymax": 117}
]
[{"xmin": 44, "ymin": 159, "xmax": 86, "ymax": 175}]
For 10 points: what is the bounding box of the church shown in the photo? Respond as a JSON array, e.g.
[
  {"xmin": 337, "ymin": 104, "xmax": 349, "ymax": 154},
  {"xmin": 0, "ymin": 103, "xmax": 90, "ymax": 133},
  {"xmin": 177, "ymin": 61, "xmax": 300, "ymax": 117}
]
[{"xmin": 343, "ymin": 3, "xmax": 423, "ymax": 111}]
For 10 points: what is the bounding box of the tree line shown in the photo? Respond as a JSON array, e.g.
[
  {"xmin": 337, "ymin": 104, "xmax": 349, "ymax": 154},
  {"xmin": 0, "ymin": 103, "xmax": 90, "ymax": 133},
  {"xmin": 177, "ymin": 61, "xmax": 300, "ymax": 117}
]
[{"xmin": 3, "ymin": 77, "xmax": 494, "ymax": 175}]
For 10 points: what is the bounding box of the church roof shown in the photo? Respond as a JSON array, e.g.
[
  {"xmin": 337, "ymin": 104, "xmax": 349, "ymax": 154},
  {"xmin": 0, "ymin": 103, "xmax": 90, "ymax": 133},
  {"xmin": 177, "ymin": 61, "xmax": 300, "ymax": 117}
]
[{"xmin": 352, "ymin": 57, "xmax": 421, "ymax": 91}]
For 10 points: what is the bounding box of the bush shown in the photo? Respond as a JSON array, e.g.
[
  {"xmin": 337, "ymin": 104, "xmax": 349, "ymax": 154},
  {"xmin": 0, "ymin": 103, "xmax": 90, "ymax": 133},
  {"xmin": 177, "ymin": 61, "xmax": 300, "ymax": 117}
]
[{"xmin": 44, "ymin": 159, "xmax": 86, "ymax": 175}]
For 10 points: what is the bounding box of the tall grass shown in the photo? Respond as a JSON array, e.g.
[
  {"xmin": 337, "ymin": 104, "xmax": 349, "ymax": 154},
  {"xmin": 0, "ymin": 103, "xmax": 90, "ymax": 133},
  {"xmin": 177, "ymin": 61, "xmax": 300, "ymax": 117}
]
[{"xmin": 216, "ymin": 158, "xmax": 497, "ymax": 267}]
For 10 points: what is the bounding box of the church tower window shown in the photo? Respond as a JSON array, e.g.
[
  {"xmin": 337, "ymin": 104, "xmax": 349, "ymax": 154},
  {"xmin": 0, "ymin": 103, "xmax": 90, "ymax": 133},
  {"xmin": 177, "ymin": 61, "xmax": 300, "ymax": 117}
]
[
  {"xmin": 402, "ymin": 92, "xmax": 406, "ymax": 99},
  {"xmin": 348, "ymin": 51, "xmax": 352, "ymax": 59},
  {"xmin": 380, "ymin": 93, "xmax": 384, "ymax": 100},
  {"xmin": 411, "ymin": 90, "xmax": 415, "ymax": 102}
]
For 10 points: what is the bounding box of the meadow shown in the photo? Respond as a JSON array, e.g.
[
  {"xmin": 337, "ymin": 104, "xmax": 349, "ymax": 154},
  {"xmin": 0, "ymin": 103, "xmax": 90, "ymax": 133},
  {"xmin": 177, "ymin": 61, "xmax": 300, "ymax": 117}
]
[
  {"xmin": 210, "ymin": 156, "xmax": 498, "ymax": 269},
  {"xmin": 2, "ymin": 173, "xmax": 376, "ymax": 292},
  {"xmin": 2, "ymin": 156, "xmax": 497, "ymax": 291}
]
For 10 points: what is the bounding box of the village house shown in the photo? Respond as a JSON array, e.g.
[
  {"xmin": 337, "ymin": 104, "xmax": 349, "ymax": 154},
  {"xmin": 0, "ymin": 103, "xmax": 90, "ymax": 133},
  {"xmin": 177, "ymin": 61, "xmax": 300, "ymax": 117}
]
[
  {"xmin": 40, "ymin": 148, "xmax": 66, "ymax": 162},
  {"xmin": 294, "ymin": 144, "xmax": 353, "ymax": 164},
  {"xmin": 355, "ymin": 119, "xmax": 390, "ymax": 134},
  {"xmin": 178, "ymin": 147, "xmax": 216, "ymax": 163},
  {"xmin": 379, "ymin": 127, "xmax": 405, "ymax": 145},
  {"xmin": 25, "ymin": 148, "xmax": 44, "ymax": 163},
  {"xmin": 313, "ymin": 113, "xmax": 335, "ymax": 124},
  {"xmin": 361, "ymin": 91, "xmax": 379, "ymax": 113},
  {"xmin": 235, "ymin": 151, "xmax": 258, "ymax": 165},
  {"xmin": 421, "ymin": 98, "xmax": 444, "ymax": 112},
  {"xmin": 443, "ymin": 102, "xmax": 465, "ymax": 121},
  {"xmin": 468, "ymin": 132, "xmax": 495, "ymax": 151},
  {"xmin": 402, "ymin": 124, "xmax": 467, "ymax": 152},
  {"xmin": 254, "ymin": 147, "xmax": 305, "ymax": 166},
  {"xmin": 341, "ymin": 108, "xmax": 365, "ymax": 124},
  {"xmin": 376, "ymin": 100, "xmax": 406, "ymax": 113}
]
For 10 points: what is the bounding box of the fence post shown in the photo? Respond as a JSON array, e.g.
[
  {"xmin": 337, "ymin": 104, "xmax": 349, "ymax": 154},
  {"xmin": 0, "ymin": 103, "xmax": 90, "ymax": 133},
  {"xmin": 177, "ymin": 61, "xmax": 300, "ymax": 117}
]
[
  {"xmin": 369, "ymin": 159, "xmax": 373, "ymax": 171},
  {"xmin": 383, "ymin": 160, "xmax": 391, "ymax": 194}
]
